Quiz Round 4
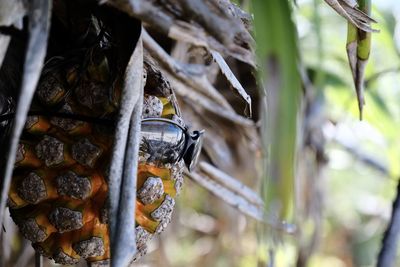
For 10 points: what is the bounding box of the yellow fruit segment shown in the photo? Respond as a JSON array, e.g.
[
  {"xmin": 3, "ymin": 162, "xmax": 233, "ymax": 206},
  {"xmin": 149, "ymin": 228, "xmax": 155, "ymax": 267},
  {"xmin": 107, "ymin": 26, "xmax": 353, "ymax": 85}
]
[{"xmin": 9, "ymin": 50, "xmax": 183, "ymax": 264}]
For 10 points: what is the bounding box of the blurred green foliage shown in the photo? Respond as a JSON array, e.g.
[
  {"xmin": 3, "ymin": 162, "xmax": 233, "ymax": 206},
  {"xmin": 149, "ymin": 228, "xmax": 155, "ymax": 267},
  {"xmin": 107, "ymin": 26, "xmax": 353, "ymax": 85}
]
[
  {"xmin": 137, "ymin": 1, "xmax": 400, "ymax": 267},
  {"xmin": 291, "ymin": 0, "xmax": 399, "ymax": 266},
  {"xmin": 253, "ymin": 0, "xmax": 301, "ymax": 222}
]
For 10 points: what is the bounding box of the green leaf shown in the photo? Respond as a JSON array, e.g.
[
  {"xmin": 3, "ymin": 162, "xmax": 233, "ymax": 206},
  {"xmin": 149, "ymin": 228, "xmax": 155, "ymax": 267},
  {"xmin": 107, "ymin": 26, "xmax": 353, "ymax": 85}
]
[
  {"xmin": 253, "ymin": 0, "xmax": 301, "ymax": 222},
  {"xmin": 346, "ymin": 0, "xmax": 374, "ymax": 119}
]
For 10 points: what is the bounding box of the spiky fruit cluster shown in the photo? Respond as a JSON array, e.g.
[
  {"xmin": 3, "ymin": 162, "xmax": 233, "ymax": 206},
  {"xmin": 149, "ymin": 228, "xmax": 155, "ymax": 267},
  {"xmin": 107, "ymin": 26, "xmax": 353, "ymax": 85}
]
[{"xmin": 8, "ymin": 47, "xmax": 184, "ymax": 265}]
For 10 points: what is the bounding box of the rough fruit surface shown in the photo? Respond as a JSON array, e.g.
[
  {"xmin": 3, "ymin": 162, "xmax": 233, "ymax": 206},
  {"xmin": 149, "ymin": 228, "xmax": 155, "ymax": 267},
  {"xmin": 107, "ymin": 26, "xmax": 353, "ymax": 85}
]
[{"xmin": 9, "ymin": 47, "xmax": 184, "ymax": 265}]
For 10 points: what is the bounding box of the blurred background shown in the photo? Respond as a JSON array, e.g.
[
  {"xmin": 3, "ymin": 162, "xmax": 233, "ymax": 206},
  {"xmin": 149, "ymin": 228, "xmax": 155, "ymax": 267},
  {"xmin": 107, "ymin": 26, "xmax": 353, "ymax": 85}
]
[{"xmin": 134, "ymin": 1, "xmax": 400, "ymax": 267}]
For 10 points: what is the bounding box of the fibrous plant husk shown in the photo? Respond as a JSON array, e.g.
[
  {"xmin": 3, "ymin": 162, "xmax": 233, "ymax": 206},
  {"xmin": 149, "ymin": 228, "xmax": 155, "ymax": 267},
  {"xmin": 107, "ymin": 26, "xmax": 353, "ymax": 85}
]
[{"xmin": 0, "ymin": 1, "xmax": 267, "ymax": 266}]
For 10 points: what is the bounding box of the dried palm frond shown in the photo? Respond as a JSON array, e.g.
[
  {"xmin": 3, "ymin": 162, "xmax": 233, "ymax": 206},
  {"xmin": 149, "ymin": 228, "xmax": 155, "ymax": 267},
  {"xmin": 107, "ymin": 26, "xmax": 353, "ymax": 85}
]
[
  {"xmin": 105, "ymin": 0, "xmax": 256, "ymax": 66},
  {"xmin": 324, "ymin": 0, "xmax": 378, "ymax": 33}
]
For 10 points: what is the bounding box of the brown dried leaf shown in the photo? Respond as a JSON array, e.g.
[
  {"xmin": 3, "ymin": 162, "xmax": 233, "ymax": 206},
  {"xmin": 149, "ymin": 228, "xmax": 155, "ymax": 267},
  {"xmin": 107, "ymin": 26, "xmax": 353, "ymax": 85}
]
[{"xmin": 324, "ymin": 0, "xmax": 378, "ymax": 32}]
